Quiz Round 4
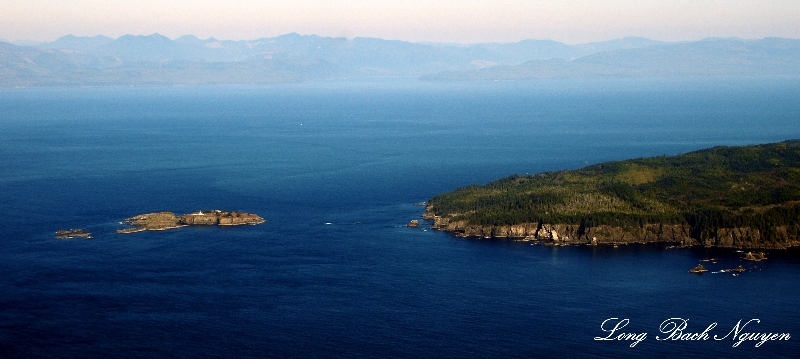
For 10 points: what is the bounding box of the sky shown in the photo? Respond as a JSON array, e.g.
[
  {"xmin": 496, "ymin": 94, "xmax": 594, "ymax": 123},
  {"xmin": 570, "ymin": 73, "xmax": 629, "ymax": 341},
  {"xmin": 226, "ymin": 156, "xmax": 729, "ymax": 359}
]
[{"xmin": 2, "ymin": 0, "xmax": 799, "ymax": 44}]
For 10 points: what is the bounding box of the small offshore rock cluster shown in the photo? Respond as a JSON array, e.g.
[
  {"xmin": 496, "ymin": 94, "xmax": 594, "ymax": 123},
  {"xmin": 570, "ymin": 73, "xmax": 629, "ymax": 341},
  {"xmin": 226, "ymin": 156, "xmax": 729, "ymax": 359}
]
[{"xmin": 689, "ymin": 255, "xmax": 764, "ymax": 275}]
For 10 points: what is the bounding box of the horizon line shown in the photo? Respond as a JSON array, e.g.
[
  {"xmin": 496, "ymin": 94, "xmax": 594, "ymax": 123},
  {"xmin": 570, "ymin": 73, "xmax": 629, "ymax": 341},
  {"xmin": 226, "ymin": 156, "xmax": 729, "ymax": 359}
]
[{"xmin": 4, "ymin": 32, "xmax": 800, "ymax": 47}]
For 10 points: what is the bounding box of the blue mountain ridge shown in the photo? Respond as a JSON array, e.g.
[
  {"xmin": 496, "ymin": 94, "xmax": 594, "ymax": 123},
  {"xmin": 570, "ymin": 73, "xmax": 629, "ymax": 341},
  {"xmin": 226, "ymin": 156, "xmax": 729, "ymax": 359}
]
[{"xmin": 1, "ymin": 33, "xmax": 798, "ymax": 86}]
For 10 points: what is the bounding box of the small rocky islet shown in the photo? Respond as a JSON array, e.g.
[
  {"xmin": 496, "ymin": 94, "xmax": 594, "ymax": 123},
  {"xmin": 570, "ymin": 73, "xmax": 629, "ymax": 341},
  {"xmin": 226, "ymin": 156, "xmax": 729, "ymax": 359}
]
[
  {"xmin": 55, "ymin": 228, "xmax": 92, "ymax": 239},
  {"xmin": 116, "ymin": 210, "xmax": 266, "ymax": 234},
  {"xmin": 688, "ymin": 260, "xmax": 761, "ymax": 276}
]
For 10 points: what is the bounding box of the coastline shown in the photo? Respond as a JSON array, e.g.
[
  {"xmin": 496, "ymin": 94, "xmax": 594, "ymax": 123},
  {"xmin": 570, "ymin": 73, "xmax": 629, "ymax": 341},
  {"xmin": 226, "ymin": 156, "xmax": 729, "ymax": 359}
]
[
  {"xmin": 422, "ymin": 141, "xmax": 800, "ymax": 250},
  {"xmin": 422, "ymin": 206, "xmax": 799, "ymax": 250}
]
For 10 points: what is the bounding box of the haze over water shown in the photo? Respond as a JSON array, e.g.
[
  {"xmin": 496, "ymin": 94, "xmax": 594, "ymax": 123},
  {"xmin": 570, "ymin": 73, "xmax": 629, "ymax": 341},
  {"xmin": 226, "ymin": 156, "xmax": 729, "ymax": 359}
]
[{"xmin": 1, "ymin": 78, "xmax": 800, "ymax": 357}]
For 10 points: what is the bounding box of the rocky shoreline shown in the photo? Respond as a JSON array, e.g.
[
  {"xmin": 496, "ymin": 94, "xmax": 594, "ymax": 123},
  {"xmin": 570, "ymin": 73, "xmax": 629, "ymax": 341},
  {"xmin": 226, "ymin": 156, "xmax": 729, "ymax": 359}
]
[
  {"xmin": 116, "ymin": 210, "xmax": 266, "ymax": 234},
  {"xmin": 422, "ymin": 206, "xmax": 799, "ymax": 249}
]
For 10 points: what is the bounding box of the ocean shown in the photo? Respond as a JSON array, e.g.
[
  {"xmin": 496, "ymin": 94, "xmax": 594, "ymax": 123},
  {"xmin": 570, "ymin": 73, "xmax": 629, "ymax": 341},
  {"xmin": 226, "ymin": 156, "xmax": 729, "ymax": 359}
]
[{"xmin": 1, "ymin": 78, "xmax": 799, "ymax": 358}]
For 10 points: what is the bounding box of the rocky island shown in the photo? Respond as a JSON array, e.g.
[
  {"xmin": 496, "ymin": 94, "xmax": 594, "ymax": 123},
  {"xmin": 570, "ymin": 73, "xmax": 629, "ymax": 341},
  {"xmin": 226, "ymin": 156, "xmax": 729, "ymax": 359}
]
[
  {"xmin": 688, "ymin": 265, "xmax": 709, "ymax": 274},
  {"xmin": 116, "ymin": 210, "xmax": 265, "ymax": 234},
  {"xmin": 55, "ymin": 228, "xmax": 92, "ymax": 239},
  {"xmin": 424, "ymin": 140, "xmax": 800, "ymax": 249}
]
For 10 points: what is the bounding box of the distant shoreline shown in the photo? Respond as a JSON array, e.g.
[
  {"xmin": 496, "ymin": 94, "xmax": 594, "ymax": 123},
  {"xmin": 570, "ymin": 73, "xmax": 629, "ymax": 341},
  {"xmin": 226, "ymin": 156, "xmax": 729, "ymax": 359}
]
[{"xmin": 3, "ymin": 35, "xmax": 799, "ymax": 87}]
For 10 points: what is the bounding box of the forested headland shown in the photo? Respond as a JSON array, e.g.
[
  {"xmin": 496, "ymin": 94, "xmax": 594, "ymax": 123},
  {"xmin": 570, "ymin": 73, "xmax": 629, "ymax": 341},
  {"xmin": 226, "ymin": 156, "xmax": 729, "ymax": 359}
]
[{"xmin": 425, "ymin": 140, "xmax": 800, "ymax": 248}]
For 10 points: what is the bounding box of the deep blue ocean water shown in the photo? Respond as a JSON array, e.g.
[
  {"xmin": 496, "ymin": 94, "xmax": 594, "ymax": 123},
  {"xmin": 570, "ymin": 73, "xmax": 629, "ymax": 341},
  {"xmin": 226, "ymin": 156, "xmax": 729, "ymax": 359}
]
[{"xmin": 2, "ymin": 78, "xmax": 800, "ymax": 358}]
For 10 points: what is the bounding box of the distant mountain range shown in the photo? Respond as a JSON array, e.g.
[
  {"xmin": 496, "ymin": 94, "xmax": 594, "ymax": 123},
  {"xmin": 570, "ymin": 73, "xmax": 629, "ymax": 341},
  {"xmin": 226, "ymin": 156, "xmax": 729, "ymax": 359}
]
[
  {"xmin": 1, "ymin": 34, "xmax": 799, "ymax": 86},
  {"xmin": 423, "ymin": 37, "xmax": 800, "ymax": 81}
]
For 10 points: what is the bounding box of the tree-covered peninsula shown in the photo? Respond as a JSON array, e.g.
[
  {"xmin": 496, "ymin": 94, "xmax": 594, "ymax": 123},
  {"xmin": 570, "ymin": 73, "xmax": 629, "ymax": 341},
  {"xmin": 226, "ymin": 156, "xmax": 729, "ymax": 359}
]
[{"xmin": 424, "ymin": 140, "xmax": 800, "ymax": 248}]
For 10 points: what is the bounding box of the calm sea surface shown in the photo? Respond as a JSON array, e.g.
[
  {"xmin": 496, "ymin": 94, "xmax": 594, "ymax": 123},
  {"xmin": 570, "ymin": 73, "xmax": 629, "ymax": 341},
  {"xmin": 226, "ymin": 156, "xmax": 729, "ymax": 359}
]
[{"xmin": 1, "ymin": 78, "xmax": 800, "ymax": 358}]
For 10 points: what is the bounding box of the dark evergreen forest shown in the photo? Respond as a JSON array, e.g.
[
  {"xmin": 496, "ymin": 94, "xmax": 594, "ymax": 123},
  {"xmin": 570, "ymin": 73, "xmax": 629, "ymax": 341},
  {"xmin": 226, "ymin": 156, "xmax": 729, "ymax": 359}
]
[{"xmin": 428, "ymin": 140, "xmax": 800, "ymax": 245}]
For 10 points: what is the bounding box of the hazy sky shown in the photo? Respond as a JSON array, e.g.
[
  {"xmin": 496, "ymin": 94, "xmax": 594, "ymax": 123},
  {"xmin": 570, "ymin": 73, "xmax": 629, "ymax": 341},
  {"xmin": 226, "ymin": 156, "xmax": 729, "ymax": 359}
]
[{"xmin": 2, "ymin": 0, "xmax": 799, "ymax": 43}]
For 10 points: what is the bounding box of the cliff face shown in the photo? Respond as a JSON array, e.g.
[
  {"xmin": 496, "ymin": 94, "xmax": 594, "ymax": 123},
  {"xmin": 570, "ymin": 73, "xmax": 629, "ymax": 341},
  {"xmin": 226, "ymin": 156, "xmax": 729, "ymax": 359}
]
[
  {"xmin": 217, "ymin": 213, "xmax": 265, "ymax": 226},
  {"xmin": 175, "ymin": 212, "xmax": 267, "ymax": 225},
  {"xmin": 179, "ymin": 213, "xmax": 220, "ymax": 225},
  {"xmin": 423, "ymin": 209, "xmax": 798, "ymax": 249},
  {"xmin": 700, "ymin": 226, "xmax": 799, "ymax": 248}
]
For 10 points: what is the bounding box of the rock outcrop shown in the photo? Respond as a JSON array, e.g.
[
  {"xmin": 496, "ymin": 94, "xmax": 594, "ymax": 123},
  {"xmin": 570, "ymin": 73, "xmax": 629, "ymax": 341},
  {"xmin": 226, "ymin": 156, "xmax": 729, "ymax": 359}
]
[
  {"xmin": 120, "ymin": 212, "xmax": 183, "ymax": 232},
  {"xmin": 688, "ymin": 265, "xmax": 709, "ymax": 273},
  {"xmin": 179, "ymin": 212, "xmax": 220, "ymax": 225},
  {"xmin": 218, "ymin": 213, "xmax": 266, "ymax": 226},
  {"xmin": 743, "ymin": 251, "xmax": 768, "ymax": 261}
]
